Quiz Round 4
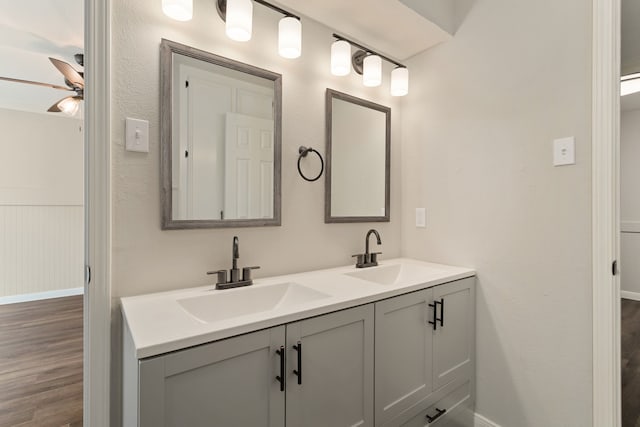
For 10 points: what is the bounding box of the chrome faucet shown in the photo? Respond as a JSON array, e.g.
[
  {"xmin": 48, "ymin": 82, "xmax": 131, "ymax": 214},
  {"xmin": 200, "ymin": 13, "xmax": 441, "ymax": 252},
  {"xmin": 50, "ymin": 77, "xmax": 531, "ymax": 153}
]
[
  {"xmin": 207, "ymin": 236, "xmax": 260, "ymax": 290},
  {"xmin": 352, "ymin": 229, "xmax": 382, "ymax": 268}
]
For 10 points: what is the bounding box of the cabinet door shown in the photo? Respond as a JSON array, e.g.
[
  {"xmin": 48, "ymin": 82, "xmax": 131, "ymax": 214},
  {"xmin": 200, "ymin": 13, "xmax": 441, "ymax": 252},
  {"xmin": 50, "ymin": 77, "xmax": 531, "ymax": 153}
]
[
  {"xmin": 286, "ymin": 305, "xmax": 374, "ymax": 427},
  {"xmin": 432, "ymin": 277, "xmax": 475, "ymax": 390},
  {"xmin": 138, "ymin": 326, "xmax": 285, "ymax": 427},
  {"xmin": 375, "ymin": 289, "xmax": 434, "ymax": 426}
]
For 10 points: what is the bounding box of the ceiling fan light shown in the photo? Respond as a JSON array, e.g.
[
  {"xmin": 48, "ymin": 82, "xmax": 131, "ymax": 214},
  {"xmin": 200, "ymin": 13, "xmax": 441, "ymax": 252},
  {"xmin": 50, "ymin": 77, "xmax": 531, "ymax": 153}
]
[
  {"xmin": 279, "ymin": 17, "xmax": 301, "ymax": 59},
  {"xmin": 226, "ymin": 0, "xmax": 253, "ymax": 42},
  {"xmin": 331, "ymin": 40, "xmax": 351, "ymax": 76},
  {"xmin": 363, "ymin": 54, "xmax": 382, "ymax": 87},
  {"xmin": 621, "ymin": 73, "xmax": 640, "ymax": 96},
  {"xmin": 162, "ymin": 0, "xmax": 193, "ymax": 21},
  {"xmin": 391, "ymin": 67, "xmax": 409, "ymax": 96},
  {"xmin": 58, "ymin": 97, "xmax": 80, "ymax": 116}
]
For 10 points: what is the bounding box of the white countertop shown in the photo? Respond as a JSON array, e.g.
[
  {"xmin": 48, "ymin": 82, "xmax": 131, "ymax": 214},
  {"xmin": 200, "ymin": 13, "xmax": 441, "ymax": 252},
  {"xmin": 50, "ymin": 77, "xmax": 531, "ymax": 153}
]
[{"xmin": 121, "ymin": 258, "xmax": 475, "ymax": 359}]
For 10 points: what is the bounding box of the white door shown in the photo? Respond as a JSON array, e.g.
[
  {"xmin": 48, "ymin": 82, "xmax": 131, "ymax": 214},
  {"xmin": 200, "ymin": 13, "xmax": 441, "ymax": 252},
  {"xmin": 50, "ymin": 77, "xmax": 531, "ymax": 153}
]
[{"xmin": 224, "ymin": 113, "xmax": 274, "ymax": 220}]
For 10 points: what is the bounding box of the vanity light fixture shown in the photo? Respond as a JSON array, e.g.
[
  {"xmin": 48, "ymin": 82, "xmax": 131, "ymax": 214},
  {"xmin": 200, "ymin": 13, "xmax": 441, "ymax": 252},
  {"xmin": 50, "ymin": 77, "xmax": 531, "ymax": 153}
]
[
  {"xmin": 363, "ymin": 54, "xmax": 382, "ymax": 87},
  {"xmin": 278, "ymin": 16, "xmax": 302, "ymax": 58},
  {"xmin": 215, "ymin": 0, "xmax": 302, "ymax": 58},
  {"xmin": 390, "ymin": 66, "xmax": 409, "ymax": 97},
  {"xmin": 621, "ymin": 73, "xmax": 640, "ymax": 96},
  {"xmin": 225, "ymin": 0, "xmax": 253, "ymax": 41},
  {"xmin": 331, "ymin": 40, "xmax": 351, "ymax": 76},
  {"xmin": 162, "ymin": 0, "xmax": 193, "ymax": 21},
  {"xmin": 332, "ymin": 34, "xmax": 409, "ymax": 96}
]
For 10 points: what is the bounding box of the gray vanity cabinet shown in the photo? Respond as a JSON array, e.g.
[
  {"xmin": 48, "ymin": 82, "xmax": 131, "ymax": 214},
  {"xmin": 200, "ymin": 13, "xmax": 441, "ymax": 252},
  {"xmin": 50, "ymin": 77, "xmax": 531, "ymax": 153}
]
[
  {"xmin": 286, "ymin": 304, "xmax": 375, "ymax": 427},
  {"xmin": 374, "ymin": 277, "xmax": 475, "ymax": 427},
  {"xmin": 137, "ymin": 326, "xmax": 285, "ymax": 427},
  {"xmin": 131, "ymin": 305, "xmax": 374, "ymax": 427},
  {"xmin": 125, "ymin": 276, "xmax": 474, "ymax": 427}
]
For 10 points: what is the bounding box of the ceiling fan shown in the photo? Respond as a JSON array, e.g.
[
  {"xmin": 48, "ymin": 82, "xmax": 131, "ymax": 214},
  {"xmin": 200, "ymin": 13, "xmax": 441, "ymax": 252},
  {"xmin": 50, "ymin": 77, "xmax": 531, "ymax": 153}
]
[{"xmin": 0, "ymin": 53, "xmax": 84, "ymax": 116}]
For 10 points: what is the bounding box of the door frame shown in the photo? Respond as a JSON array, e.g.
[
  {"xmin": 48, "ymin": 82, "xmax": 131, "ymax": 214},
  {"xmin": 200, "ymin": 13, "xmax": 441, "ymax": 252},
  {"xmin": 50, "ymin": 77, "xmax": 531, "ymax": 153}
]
[
  {"xmin": 592, "ymin": 0, "xmax": 621, "ymax": 425},
  {"xmin": 84, "ymin": 0, "xmax": 112, "ymax": 425}
]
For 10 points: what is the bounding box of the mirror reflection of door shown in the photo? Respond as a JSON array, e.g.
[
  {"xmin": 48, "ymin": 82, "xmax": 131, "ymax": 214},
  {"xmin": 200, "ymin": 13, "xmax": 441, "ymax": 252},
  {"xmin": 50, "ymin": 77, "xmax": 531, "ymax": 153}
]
[
  {"xmin": 171, "ymin": 53, "xmax": 275, "ymax": 221},
  {"xmin": 224, "ymin": 113, "xmax": 274, "ymax": 220}
]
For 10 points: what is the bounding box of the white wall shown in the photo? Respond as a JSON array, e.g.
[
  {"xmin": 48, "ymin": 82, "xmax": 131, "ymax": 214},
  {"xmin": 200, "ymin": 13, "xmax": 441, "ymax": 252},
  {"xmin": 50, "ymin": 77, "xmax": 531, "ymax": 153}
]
[
  {"xmin": 400, "ymin": 0, "xmax": 592, "ymax": 425},
  {"xmin": 0, "ymin": 108, "xmax": 83, "ymax": 298},
  {"xmin": 621, "ymin": 109, "xmax": 640, "ymax": 296}
]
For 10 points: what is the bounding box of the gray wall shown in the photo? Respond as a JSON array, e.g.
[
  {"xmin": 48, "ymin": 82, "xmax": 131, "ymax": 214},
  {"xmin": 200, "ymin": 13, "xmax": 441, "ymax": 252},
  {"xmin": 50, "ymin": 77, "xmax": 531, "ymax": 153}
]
[{"xmin": 400, "ymin": 0, "xmax": 593, "ymax": 425}]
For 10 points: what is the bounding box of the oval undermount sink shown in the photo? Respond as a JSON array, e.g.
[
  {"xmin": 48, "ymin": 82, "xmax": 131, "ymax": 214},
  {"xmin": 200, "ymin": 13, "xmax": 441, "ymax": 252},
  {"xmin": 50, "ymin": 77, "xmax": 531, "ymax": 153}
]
[
  {"xmin": 344, "ymin": 263, "xmax": 442, "ymax": 286},
  {"xmin": 177, "ymin": 282, "xmax": 331, "ymax": 324}
]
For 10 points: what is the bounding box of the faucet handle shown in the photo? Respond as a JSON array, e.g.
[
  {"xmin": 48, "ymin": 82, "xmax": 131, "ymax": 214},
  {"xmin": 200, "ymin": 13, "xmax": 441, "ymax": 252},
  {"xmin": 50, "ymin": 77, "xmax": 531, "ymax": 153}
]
[
  {"xmin": 352, "ymin": 254, "xmax": 365, "ymax": 268},
  {"xmin": 242, "ymin": 266, "xmax": 260, "ymax": 281},
  {"xmin": 207, "ymin": 269, "xmax": 227, "ymax": 285},
  {"xmin": 370, "ymin": 252, "xmax": 382, "ymax": 265}
]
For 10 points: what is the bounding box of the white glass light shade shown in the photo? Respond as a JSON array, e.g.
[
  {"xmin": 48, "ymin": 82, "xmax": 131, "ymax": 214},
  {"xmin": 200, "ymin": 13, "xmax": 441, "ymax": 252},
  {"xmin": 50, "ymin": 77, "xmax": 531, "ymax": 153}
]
[
  {"xmin": 391, "ymin": 67, "xmax": 409, "ymax": 96},
  {"xmin": 621, "ymin": 73, "xmax": 640, "ymax": 96},
  {"xmin": 331, "ymin": 40, "xmax": 351, "ymax": 76},
  {"xmin": 58, "ymin": 97, "xmax": 80, "ymax": 116},
  {"xmin": 162, "ymin": 0, "xmax": 193, "ymax": 21},
  {"xmin": 226, "ymin": 0, "xmax": 253, "ymax": 42},
  {"xmin": 279, "ymin": 17, "xmax": 301, "ymax": 59},
  {"xmin": 363, "ymin": 55, "xmax": 382, "ymax": 87}
]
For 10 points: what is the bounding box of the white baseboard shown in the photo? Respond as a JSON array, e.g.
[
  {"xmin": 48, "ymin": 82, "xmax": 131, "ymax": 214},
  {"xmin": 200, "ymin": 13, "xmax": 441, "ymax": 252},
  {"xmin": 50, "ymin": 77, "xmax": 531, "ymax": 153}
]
[
  {"xmin": 475, "ymin": 413, "xmax": 501, "ymax": 427},
  {"xmin": 0, "ymin": 287, "xmax": 84, "ymax": 305},
  {"xmin": 621, "ymin": 290, "xmax": 640, "ymax": 301}
]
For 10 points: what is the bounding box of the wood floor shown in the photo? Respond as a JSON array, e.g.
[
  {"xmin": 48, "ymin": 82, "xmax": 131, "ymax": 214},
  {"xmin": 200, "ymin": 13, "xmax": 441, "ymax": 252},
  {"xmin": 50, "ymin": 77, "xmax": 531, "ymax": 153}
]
[
  {"xmin": 623, "ymin": 298, "xmax": 640, "ymax": 427},
  {"xmin": 0, "ymin": 296, "xmax": 83, "ymax": 427}
]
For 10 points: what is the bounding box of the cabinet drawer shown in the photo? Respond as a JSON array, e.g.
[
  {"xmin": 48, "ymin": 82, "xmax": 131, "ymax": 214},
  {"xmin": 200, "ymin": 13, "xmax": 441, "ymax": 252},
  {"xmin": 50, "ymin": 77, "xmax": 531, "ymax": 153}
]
[{"xmin": 400, "ymin": 381, "xmax": 472, "ymax": 427}]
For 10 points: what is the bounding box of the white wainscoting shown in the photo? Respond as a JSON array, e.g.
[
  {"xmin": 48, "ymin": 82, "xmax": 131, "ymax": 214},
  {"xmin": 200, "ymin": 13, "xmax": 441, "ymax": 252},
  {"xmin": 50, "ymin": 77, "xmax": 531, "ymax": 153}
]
[{"xmin": 0, "ymin": 205, "xmax": 83, "ymax": 298}]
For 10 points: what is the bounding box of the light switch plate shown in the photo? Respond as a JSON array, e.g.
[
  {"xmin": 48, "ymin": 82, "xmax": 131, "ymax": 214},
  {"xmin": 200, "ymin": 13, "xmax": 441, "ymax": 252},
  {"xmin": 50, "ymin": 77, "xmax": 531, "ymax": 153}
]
[
  {"xmin": 416, "ymin": 208, "xmax": 426, "ymax": 228},
  {"xmin": 553, "ymin": 136, "xmax": 575, "ymax": 166},
  {"xmin": 125, "ymin": 118, "xmax": 149, "ymax": 153}
]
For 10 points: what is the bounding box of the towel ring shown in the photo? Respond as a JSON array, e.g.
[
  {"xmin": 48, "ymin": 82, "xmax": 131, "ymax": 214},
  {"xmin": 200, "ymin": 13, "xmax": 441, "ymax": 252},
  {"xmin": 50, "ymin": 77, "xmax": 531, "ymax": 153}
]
[{"xmin": 297, "ymin": 146, "xmax": 324, "ymax": 182}]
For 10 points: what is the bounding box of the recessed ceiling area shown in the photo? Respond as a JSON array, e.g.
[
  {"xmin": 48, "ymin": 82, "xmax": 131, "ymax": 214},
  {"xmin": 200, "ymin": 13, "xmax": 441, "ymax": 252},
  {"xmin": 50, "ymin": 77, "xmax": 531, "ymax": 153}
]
[
  {"xmin": 0, "ymin": 0, "xmax": 83, "ymax": 114},
  {"xmin": 273, "ymin": 0, "xmax": 453, "ymax": 61}
]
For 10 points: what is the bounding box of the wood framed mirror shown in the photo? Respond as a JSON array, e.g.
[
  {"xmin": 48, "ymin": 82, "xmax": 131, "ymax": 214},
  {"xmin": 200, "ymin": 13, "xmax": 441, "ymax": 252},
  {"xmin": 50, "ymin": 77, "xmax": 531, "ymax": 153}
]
[
  {"xmin": 325, "ymin": 89, "xmax": 390, "ymax": 223},
  {"xmin": 160, "ymin": 39, "xmax": 282, "ymax": 229}
]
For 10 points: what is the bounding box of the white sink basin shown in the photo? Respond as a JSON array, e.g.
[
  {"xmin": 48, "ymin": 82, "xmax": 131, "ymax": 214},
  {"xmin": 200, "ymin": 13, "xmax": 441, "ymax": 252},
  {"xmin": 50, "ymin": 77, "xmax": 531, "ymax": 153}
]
[
  {"xmin": 345, "ymin": 263, "xmax": 442, "ymax": 286},
  {"xmin": 177, "ymin": 282, "xmax": 331, "ymax": 324}
]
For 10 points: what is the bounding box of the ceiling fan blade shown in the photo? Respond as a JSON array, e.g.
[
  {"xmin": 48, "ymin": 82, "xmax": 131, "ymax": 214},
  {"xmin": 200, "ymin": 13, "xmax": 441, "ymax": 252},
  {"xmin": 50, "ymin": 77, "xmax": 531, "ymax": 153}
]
[
  {"xmin": 0, "ymin": 76, "xmax": 73, "ymax": 92},
  {"xmin": 49, "ymin": 57, "xmax": 84, "ymax": 89}
]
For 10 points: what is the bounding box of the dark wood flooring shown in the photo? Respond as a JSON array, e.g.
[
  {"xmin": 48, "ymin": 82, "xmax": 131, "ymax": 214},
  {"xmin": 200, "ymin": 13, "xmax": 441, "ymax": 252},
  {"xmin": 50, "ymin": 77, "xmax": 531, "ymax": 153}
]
[
  {"xmin": 0, "ymin": 296, "xmax": 83, "ymax": 427},
  {"xmin": 623, "ymin": 298, "xmax": 640, "ymax": 427}
]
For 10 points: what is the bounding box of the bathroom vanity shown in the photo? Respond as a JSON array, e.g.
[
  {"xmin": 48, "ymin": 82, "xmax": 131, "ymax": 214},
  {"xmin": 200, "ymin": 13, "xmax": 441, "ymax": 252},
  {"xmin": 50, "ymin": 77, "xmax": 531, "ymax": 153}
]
[{"xmin": 121, "ymin": 259, "xmax": 475, "ymax": 426}]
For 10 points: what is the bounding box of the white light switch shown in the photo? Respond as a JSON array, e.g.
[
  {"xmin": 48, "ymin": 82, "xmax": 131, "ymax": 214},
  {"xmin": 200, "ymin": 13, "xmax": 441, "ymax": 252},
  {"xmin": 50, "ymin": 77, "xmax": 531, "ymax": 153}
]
[
  {"xmin": 553, "ymin": 137, "xmax": 575, "ymax": 166},
  {"xmin": 416, "ymin": 208, "xmax": 426, "ymax": 228},
  {"xmin": 126, "ymin": 118, "xmax": 149, "ymax": 153}
]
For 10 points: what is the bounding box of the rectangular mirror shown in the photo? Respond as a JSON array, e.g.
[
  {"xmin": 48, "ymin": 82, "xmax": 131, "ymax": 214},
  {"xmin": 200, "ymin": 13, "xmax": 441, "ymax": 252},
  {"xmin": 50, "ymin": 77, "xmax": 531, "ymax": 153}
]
[
  {"xmin": 161, "ymin": 39, "xmax": 282, "ymax": 229},
  {"xmin": 325, "ymin": 89, "xmax": 390, "ymax": 223}
]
